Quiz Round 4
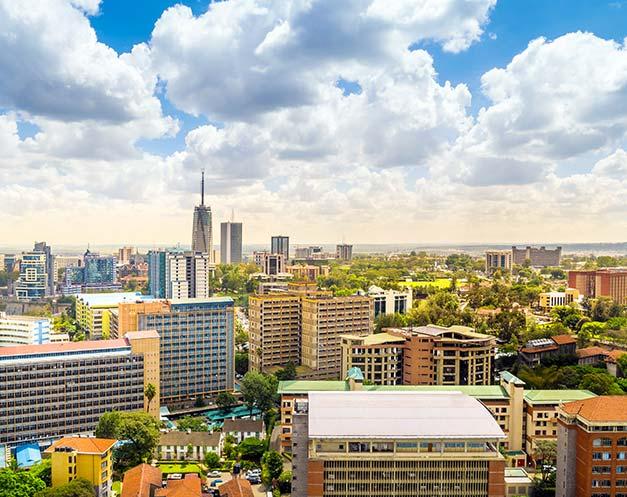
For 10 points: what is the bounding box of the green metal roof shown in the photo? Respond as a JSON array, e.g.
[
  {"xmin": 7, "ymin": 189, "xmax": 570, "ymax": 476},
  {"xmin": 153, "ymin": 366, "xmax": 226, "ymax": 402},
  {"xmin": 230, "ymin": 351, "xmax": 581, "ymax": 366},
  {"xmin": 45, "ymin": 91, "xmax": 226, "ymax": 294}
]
[
  {"xmin": 277, "ymin": 381, "xmax": 509, "ymax": 399},
  {"xmin": 523, "ymin": 389, "xmax": 596, "ymax": 405},
  {"xmin": 500, "ymin": 371, "xmax": 525, "ymax": 386}
]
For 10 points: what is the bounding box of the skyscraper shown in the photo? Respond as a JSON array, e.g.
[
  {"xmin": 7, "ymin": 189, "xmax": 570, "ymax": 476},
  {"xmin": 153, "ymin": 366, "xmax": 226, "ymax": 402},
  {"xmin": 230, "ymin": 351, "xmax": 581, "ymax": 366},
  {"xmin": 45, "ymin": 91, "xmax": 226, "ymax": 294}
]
[
  {"xmin": 15, "ymin": 252, "xmax": 47, "ymax": 300},
  {"xmin": 271, "ymin": 235, "xmax": 289, "ymax": 261},
  {"xmin": 149, "ymin": 249, "xmax": 214, "ymax": 299},
  {"xmin": 34, "ymin": 241, "xmax": 55, "ymax": 295},
  {"xmin": 336, "ymin": 243, "xmax": 353, "ymax": 261},
  {"xmin": 192, "ymin": 171, "xmax": 213, "ymax": 257},
  {"xmin": 220, "ymin": 221, "xmax": 243, "ymax": 264}
]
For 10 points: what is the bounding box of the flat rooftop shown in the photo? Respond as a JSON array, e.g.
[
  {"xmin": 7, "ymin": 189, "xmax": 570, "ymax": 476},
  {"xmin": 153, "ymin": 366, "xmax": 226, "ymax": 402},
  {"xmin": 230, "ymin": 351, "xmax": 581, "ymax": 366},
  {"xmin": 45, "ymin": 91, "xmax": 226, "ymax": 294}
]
[
  {"xmin": 76, "ymin": 292, "xmax": 152, "ymax": 306},
  {"xmin": 523, "ymin": 389, "xmax": 596, "ymax": 405},
  {"xmin": 308, "ymin": 391, "xmax": 506, "ymax": 440},
  {"xmin": 0, "ymin": 338, "xmax": 129, "ymax": 359},
  {"xmin": 340, "ymin": 332, "xmax": 406, "ymax": 345}
]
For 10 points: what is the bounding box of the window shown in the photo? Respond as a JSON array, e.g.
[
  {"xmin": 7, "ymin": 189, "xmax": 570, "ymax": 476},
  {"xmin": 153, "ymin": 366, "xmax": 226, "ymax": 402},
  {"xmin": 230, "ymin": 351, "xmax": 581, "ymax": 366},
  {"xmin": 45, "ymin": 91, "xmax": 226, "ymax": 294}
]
[
  {"xmin": 619, "ymin": 452, "xmax": 627, "ymax": 460},
  {"xmin": 593, "ymin": 438, "xmax": 612, "ymax": 447},
  {"xmin": 619, "ymin": 438, "xmax": 627, "ymax": 447},
  {"xmin": 592, "ymin": 480, "xmax": 611, "ymax": 488},
  {"xmin": 593, "ymin": 452, "xmax": 612, "ymax": 461}
]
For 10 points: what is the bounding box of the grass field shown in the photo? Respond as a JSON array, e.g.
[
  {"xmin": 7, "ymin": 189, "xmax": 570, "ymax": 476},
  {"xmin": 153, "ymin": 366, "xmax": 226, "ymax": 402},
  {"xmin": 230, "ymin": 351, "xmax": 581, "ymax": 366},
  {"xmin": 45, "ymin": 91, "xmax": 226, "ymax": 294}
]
[
  {"xmin": 399, "ymin": 278, "xmax": 453, "ymax": 289},
  {"xmin": 157, "ymin": 462, "xmax": 204, "ymax": 475}
]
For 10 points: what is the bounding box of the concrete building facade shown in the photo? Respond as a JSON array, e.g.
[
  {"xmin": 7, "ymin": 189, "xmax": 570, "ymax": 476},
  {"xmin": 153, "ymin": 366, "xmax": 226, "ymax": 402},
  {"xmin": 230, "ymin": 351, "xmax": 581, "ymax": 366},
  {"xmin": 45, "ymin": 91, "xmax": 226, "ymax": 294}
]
[
  {"xmin": 271, "ymin": 236, "xmax": 290, "ymax": 261},
  {"xmin": 15, "ymin": 252, "xmax": 48, "ymax": 300},
  {"xmin": 291, "ymin": 390, "xmax": 507, "ymax": 497},
  {"xmin": 335, "ymin": 244, "xmax": 353, "ymax": 261},
  {"xmin": 0, "ymin": 334, "xmax": 157, "ymax": 447},
  {"xmin": 367, "ymin": 285, "xmax": 413, "ymax": 317},
  {"xmin": 301, "ymin": 296, "xmax": 374, "ymax": 379},
  {"xmin": 486, "ymin": 250, "xmax": 513, "ymax": 273},
  {"xmin": 220, "ymin": 221, "xmax": 243, "ymax": 264},
  {"xmin": 0, "ymin": 313, "xmax": 51, "ymax": 347},
  {"xmin": 75, "ymin": 292, "xmax": 152, "ymax": 339},
  {"xmin": 512, "ymin": 246, "xmax": 562, "ymax": 267},
  {"xmin": 568, "ymin": 268, "xmax": 627, "ymax": 306},
  {"xmin": 340, "ymin": 333, "xmax": 405, "ymax": 385}
]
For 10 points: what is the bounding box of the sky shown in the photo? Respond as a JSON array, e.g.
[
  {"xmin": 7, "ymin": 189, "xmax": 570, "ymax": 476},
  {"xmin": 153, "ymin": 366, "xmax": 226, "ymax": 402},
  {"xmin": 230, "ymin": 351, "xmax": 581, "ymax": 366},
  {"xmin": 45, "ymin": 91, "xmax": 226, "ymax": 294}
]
[{"xmin": 1, "ymin": 0, "xmax": 627, "ymax": 247}]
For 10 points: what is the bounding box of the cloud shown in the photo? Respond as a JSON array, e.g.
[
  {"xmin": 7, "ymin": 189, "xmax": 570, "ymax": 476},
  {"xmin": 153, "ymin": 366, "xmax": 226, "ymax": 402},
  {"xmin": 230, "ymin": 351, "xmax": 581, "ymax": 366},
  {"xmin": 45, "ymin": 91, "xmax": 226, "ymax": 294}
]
[
  {"xmin": 147, "ymin": 0, "xmax": 494, "ymax": 121},
  {"xmin": 592, "ymin": 148, "xmax": 627, "ymax": 178}
]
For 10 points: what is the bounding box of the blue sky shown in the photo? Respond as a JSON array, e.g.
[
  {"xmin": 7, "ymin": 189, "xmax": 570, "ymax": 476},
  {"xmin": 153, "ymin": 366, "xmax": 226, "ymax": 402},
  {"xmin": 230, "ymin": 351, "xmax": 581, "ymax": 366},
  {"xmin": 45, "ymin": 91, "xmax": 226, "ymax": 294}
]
[
  {"xmin": 2, "ymin": 0, "xmax": 627, "ymax": 245},
  {"xmin": 87, "ymin": 0, "xmax": 627, "ymax": 156}
]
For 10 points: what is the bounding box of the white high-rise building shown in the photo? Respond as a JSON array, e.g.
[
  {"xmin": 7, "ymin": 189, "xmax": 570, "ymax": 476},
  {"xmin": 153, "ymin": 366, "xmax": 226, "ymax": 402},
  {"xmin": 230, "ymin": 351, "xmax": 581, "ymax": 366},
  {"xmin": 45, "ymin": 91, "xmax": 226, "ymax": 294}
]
[
  {"xmin": 0, "ymin": 312, "xmax": 51, "ymax": 347},
  {"xmin": 165, "ymin": 252, "xmax": 190, "ymax": 299},
  {"xmin": 162, "ymin": 251, "xmax": 215, "ymax": 299}
]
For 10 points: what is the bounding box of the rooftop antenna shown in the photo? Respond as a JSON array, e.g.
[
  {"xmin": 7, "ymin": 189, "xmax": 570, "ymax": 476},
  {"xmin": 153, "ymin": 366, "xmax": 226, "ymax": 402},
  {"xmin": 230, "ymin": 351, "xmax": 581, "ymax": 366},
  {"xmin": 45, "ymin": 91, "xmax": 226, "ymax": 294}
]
[
  {"xmin": 231, "ymin": 207, "xmax": 235, "ymax": 223},
  {"xmin": 201, "ymin": 169, "xmax": 205, "ymax": 206}
]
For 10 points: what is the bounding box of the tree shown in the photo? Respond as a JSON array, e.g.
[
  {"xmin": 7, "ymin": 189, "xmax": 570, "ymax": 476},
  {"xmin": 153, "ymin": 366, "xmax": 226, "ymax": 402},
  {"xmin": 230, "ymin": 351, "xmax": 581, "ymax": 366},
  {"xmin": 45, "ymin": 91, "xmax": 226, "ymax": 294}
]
[
  {"xmin": 534, "ymin": 440, "xmax": 557, "ymax": 482},
  {"xmin": 274, "ymin": 361, "xmax": 297, "ymax": 381},
  {"xmin": 238, "ymin": 437, "xmax": 266, "ymax": 463},
  {"xmin": 616, "ymin": 353, "xmax": 627, "ymax": 377},
  {"xmin": 204, "ymin": 451, "xmax": 221, "ymax": 470},
  {"xmin": 240, "ymin": 371, "xmax": 278, "ymax": 416},
  {"xmin": 262, "ymin": 450, "xmax": 284, "ymax": 486},
  {"xmin": 177, "ymin": 416, "xmax": 208, "ymax": 432},
  {"xmin": 579, "ymin": 372, "xmax": 623, "ymax": 395},
  {"xmin": 374, "ymin": 313, "xmax": 408, "ymax": 333},
  {"xmin": 0, "ymin": 468, "xmax": 46, "ymax": 497},
  {"xmin": 35, "ymin": 478, "xmax": 95, "ymax": 497},
  {"xmin": 235, "ymin": 352, "xmax": 249, "ymax": 376},
  {"xmin": 144, "ymin": 383, "xmax": 156, "ymax": 414},
  {"xmin": 592, "ymin": 298, "xmax": 623, "ymax": 322},
  {"xmin": 95, "ymin": 411, "xmax": 160, "ymax": 471},
  {"xmin": 216, "ymin": 391, "xmax": 237, "ymax": 411},
  {"xmin": 277, "ymin": 471, "xmax": 292, "ymax": 494}
]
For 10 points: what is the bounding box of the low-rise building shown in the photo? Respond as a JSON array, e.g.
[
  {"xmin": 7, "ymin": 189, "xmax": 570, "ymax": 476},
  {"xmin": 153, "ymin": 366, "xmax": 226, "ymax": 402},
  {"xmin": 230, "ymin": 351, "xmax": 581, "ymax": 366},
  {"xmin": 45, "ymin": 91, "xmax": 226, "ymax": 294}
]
[
  {"xmin": 556, "ymin": 396, "xmax": 627, "ymax": 497},
  {"xmin": 518, "ymin": 334, "xmax": 577, "ymax": 367},
  {"xmin": 0, "ymin": 312, "xmax": 50, "ymax": 347},
  {"xmin": 218, "ymin": 478, "xmax": 254, "ymax": 497},
  {"xmin": 157, "ymin": 474, "xmax": 203, "ymax": 497},
  {"xmin": 367, "ymin": 285, "xmax": 413, "ymax": 316},
  {"xmin": 45, "ymin": 437, "xmax": 116, "ymax": 497},
  {"xmin": 291, "ymin": 390, "xmax": 507, "ymax": 497},
  {"xmin": 504, "ymin": 467, "xmax": 533, "ymax": 497},
  {"xmin": 538, "ymin": 288, "xmax": 580, "ymax": 310},
  {"xmin": 157, "ymin": 431, "xmax": 221, "ymax": 461},
  {"xmin": 121, "ymin": 463, "xmax": 162, "ymax": 497},
  {"xmin": 221, "ymin": 418, "xmax": 265, "ymax": 444},
  {"xmin": 286, "ymin": 264, "xmax": 330, "ymax": 281},
  {"xmin": 577, "ymin": 346, "xmax": 612, "ymax": 366}
]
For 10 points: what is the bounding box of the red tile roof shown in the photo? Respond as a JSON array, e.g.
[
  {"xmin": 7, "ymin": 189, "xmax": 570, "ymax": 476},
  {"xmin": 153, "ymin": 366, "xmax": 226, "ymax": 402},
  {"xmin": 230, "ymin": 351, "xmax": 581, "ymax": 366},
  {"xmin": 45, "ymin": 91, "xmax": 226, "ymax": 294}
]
[
  {"xmin": 551, "ymin": 334, "xmax": 576, "ymax": 346},
  {"xmin": 218, "ymin": 478, "xmax": 254, "ymax": 497},
  {"xmin": 576, "ymin": 347, "xmax": 610, "ymax": 359},
  {"xmin": 44, "ymin": 437, "xmax": 117, "ymax": 455},
  {"xmin": 156, "ymin": 474, "xmax": 202, "ymax": 497},
  {"xmin": 0, "ymin": 339, "xmax": 129, "ymax": 357},
  {"xmin": 562, "ymin": 396, "xmax": 627, "ymax": 423},
  {"xmin": 121, "ymin": 464, "xmax": 162, "ymax": 497}
]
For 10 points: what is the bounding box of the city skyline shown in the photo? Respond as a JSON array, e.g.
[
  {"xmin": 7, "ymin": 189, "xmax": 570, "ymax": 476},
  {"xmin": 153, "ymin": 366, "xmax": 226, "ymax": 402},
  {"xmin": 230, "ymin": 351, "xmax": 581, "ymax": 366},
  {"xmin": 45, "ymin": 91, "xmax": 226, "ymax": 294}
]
[{"xmin": 2, "ymin": 0, "xmax": 627, "ymax": 245}]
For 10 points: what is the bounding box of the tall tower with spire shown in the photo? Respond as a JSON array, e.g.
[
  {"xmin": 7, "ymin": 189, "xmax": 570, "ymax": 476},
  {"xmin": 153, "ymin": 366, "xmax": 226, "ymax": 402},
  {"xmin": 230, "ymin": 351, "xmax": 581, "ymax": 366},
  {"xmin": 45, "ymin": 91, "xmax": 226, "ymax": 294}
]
[{"xmin": 191, "ymin": 170, "xmax": 213, "ymax": 258}]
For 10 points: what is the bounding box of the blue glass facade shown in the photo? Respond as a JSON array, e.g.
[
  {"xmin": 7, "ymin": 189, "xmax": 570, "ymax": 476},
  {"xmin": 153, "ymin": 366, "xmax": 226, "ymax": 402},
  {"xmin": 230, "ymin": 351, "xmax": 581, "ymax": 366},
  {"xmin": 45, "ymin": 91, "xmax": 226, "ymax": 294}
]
[
  {"xmin": 147, "ymin": 250, "xmax": 167, "ymax": 298},
  {"xmin": 138, "ymin": 297, "xmax": 234, "ymax": 405},
  {"xmin": 15, "ymin": 253, "xmax": 47, "ymax": 300},
  {"xmin": 83, "ymin": 252, "xmax": 116, "ymax": 286}
]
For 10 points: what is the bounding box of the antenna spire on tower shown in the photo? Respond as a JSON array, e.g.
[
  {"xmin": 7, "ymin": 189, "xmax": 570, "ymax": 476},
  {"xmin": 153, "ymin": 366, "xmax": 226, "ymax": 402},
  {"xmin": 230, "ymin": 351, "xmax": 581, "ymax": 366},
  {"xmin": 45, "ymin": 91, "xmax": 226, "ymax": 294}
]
[
  {"xmin": 231, "ymin": 207, "xmax": 235, "ymax": 222},
  {"xmin": 201, "ymin": 169, "xmax": 205, "ymax": 206}
]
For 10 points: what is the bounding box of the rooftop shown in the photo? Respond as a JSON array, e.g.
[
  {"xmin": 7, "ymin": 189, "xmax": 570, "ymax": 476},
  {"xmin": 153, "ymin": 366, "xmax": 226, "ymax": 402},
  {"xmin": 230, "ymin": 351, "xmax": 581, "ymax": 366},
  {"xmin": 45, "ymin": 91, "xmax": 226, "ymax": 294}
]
[
  {"xmin": 121, "ymin": 463, "xmax": 162, "ymax": 497},
  {"xmin": 0, "ymin": 338, "xmax": 129, "ymax": 358},
  {"xmin": 551, "ymin": 334, "xmax": 577, "ymax": 346},
  {"xmin": 15, "ymin": 443, "xmax": 41, "ymax": 468},
  {"xmin": 577, "ymin": 346, "xmax": 610, "ymax": 359},
  {"xmin": 387, "ymin": 325, "xmax": 494, "ymax": 341},
  {"xmin": 156, "ymin": 474, "xmax": 202, "ymax": 497},
  {"xmin": 44, "ymin": 437, "xmax": 117, "ymax": 455},
  {"xmin": 159, "ymin": 431, "xmax": 220, "ymax": 447},
  {"xmin": 340, "ymin": 332, "xmax": 406, "ymax": 346},
  {"xmin": 222, "ymin": 418, "xmax": 264, "ymax": 433},
  {"xmin": 278, "ymin": 380, "xmax": 510, "ymax": 400},
  {"xmin": 0, "ymin": 313, "xmax": 50, "ymax": 323},
  {"xmin": 125, "ymin": 329, "xmax": 160, "ymax": 340},
  {"xmin": 218, "ymin": 478, "xmax": 254, "ymax": 497},
  {"xmin": 523, "ymin": 389, "xmax": 596, "ymax": 405},
  {"xmin": 171, "ymin": 296, "xmax": 234, "ymax": 305},
  {"xmin": 76, "ymin": 292, "xmax": 152, "ymax": 306},
  {"xmin": 561, "ymin": 396, "xmax": 627, "ymax": 423},
  {"xmin": 307, "ymin": 391, "xmax": 506, "ymax": 440}
]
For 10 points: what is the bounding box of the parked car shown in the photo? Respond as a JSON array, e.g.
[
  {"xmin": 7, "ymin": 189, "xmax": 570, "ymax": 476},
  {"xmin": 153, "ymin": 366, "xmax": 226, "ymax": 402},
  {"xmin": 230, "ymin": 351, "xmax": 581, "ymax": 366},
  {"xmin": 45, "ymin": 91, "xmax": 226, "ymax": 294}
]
[
  {"xmin": 167, "ymin": 473, "xmax": 183, "ymax": 480},
  {"xmin": 210, "ymin": 479, "xmax": 224, "ymax": 488},
  {"xmin": 246, "ymin": 475, "xmax": 262, "ymax": 484},
  {"xmin": 208, "ymin": 470, "xmax": 221, "ymax": 478}
]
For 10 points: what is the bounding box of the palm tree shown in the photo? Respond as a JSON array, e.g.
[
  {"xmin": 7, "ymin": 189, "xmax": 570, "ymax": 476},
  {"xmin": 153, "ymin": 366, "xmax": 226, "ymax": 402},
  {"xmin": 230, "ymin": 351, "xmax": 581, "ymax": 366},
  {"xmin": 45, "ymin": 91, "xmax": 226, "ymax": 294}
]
[{"xmin": 144, "ymin": 383, "xmax": 156, "ymax": 413}]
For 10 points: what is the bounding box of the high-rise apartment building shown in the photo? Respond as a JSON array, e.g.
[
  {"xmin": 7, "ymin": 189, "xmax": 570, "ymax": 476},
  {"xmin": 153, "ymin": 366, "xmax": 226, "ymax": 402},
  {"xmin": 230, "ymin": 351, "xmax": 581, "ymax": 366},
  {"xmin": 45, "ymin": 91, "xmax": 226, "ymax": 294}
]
[
  {"xmin": 335, "ymin": 243, "xmax": 353, "ymax": 261},
  {"xmin": 192, "ymin": 171, "xmax": 213, "ymax": 256},
  {"xmin": 0, "ymin": 332, "xmax": 157, "ymax": 446},
  {"xmin": 295, "ymin": 246, "xmax": 323, "ymax": 259},
  {"xmin": 118, "ymin": 246, "xmax": 134, "ymax": 265},
  {"xmin": 0, "ymin": 312, "xmax": 51, "ymax": 347},
  {"xmin": 568, "ymin": 268, "xmax": 627, "ymax": 305},
  {"xmin": 220, "ymin": 222, "xmax": 243, "ymax": 264},
  {"xmin": 127, "ymin": 297, "xmax": 235, "ymax": 406},
  {"xmin": 485, "ymin": 250, "xmax": 512, "ymax": 273},
  {"xmin": 556, "ymin": 396, "xmax": 627, "ymax": 497},
  {"xmin": 14, "ymin": 251, "xmax": 48, "ymax": 300},
  {"xmin": 271, "ymin": 235, "xmax": 290, "ymax": 261},
  {"xmin": 290, "ymin": 390, "xmax": 507, "ymax": 497},
  {"xmin": 34, "ymin": 241, "xmax": 55, "ymax": 295},
  {"xmin": 340, "ymin": 333, "xmax": 405, "ymax": 385},
  {"xmin": 301, "ymin": 295, "xmax": 374, "ymax": 379},
  {"xmin": 249, "ymin": 294, "xmax": 302, "ymax": 373},
  {"xmin": 512, "ymin": 246, "xmax": 562, "ymax": 267},
  {"xmin": 261, "ymin": 253, "xmax": 285, "ymax": 275},
  {"xmin": 148, "ymin": 250, "xmax": 214, "ymax": 299}
]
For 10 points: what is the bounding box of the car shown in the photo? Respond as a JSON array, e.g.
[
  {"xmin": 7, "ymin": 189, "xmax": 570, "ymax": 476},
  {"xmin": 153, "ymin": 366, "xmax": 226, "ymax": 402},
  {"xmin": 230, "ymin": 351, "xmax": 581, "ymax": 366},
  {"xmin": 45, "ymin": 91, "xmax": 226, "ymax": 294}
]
[
  {"xmin": 210, "ymin": 479, "xmax": 224, "ymax": 488},
  {"xmin": 167, "ymin": 473, "xmax": 183, "ymax": 480},
  {"xmin": 247, "ymin": 468, "xmax": 261, "ymax": 475},
  {"xmin": 208, "ymin": 470, "xmax": 221, "ymax": 477},
  {"xmin": 246, "ymin": 475, "xmax": 261, "ymax": 484}
]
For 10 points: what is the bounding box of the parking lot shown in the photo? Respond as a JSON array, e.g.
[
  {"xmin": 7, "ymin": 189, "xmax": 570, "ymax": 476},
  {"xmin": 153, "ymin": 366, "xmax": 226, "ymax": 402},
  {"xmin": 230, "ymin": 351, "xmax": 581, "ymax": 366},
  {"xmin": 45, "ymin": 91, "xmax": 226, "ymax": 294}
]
[{"xmin": 205, "ymin": 471, "xmax": 267, "ymax": 496}]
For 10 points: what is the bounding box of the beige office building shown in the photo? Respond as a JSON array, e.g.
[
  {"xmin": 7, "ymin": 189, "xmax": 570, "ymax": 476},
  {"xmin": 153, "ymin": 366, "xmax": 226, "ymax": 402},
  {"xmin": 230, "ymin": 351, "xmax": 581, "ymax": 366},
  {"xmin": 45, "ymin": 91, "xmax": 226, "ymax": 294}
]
[
  {"xmin": 249, "ymin": 294, "xmax": 302, "ymax": 372},
  {"xmin": 340, "ymin": 332, "xmax": 405, "ymax": 385},
  {"xmin": 301, "ymin": 296, "xmax": 373, "ymax": 379}
]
